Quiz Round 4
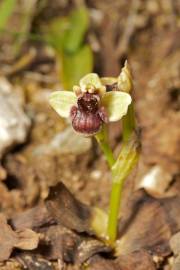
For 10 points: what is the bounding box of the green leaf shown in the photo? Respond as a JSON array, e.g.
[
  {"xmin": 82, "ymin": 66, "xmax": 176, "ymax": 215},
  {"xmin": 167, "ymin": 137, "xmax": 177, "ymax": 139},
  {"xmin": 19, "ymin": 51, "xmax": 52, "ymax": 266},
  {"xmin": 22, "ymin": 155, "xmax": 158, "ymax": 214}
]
[
  {"xmin": 49, "ymin": 91, "xmax": 77, "ymax": 118},
  {"xmin": 60, "ymin": 45, "xmax": 93, "ymax": 90},
  {"xmin": 0, "ymin": 0, "xmax": 16, "ymax": 31},
  {"xmin": 45, "ymin": 17, "xmax": 69, "ymax": 53},
  {"xmin": 64, "ymin": 7, "xmax": 89, "ymax": 53},
  {"xmin": 112, "ymin": 136, "xmax": 139, "ymax": 183},
  {"xmin": 102, "ymin": 91, "xmax": 131, "ymax": 122},
  {"xmin": 44, "ymin": 7, "xmax": 89, "ymax": 53}
]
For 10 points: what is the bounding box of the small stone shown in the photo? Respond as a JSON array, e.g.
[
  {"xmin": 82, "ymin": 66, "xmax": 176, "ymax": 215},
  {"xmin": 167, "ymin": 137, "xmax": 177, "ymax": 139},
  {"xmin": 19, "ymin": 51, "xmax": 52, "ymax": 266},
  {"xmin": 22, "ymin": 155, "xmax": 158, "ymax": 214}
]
[
  {"xmin": 0, "ymin": 77, "xmax": 31, "ymax": 159},
  {"xmin": 170, "ymin": 232, "xmax": 180, "ymax": 255},
  {"xmin": 138, "ymin": 166, "xmax": 172, "ymax": 195},
  {"xmin": 34, "ymin": 126, "xmax": 91, "ymax": 155},
  {"xmin": 90, "ymin": 170, "xmax": 102, "ymax": 180},
  {"xmin": 172, "ymin": 255, "xmax": 180, "ymax": 270}
]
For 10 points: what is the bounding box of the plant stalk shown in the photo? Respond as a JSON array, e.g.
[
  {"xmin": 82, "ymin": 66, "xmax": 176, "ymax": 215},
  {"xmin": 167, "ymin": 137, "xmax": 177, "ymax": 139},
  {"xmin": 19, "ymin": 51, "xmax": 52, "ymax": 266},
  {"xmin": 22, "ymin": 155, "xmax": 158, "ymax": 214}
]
[
  {"xmin": 95, "ymin": 126, "xmax": 115, "ymax": 168},
  {"xmin": 106, "ymin": 139, "xmax": 139, "ymax": 245},
  {"xmin": 95, "ymin": 66, "xmax": 138, "ymax": 245},
  {"xmin": 107, "ymin": 102, "xmax": 138, "ymax": 245}
]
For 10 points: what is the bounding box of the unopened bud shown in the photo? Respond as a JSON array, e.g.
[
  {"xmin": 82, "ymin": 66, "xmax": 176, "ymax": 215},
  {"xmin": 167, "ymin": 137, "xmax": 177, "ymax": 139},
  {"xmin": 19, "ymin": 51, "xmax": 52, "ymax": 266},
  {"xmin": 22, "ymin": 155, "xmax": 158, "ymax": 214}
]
[{"xmin": 117, "ymin": 61, "xmax": 133, "ymax": 93}]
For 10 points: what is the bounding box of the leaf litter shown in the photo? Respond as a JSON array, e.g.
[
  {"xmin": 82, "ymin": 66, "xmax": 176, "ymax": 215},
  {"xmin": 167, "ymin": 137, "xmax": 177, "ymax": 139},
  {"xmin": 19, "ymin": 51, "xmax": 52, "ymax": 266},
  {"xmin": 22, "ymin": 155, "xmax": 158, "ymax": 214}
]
[{"xmin": 0, "ymin": 0, "xmax": 179, "ymax": 269}]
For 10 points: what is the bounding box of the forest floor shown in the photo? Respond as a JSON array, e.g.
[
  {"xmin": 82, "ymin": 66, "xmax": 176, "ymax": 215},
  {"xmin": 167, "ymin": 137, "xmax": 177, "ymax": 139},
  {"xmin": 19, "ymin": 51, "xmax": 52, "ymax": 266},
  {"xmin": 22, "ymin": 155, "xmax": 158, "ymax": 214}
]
[{"xmin": 0, "ymin": 1, "xmax": 179, "ymax": 269}]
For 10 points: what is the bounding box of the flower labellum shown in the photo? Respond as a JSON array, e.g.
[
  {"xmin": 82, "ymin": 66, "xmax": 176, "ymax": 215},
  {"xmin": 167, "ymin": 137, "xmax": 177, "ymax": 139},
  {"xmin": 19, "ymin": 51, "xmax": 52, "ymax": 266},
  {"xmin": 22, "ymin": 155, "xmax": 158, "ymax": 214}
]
[
  {"xmin": 70, "ymin": 93, "xmax": 108, "ymax": 135},
  {"xmin": 49, "ymin": 73, "xmax": 132, "ymax": 135}
]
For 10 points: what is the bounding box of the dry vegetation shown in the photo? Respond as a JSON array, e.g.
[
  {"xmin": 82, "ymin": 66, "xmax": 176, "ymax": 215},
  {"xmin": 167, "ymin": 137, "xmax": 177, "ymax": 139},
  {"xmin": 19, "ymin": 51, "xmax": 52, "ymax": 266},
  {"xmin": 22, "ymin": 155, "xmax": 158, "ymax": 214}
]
[{"xmin": 0, "ymin": 0, "xmax": 179, "ymax": 269}]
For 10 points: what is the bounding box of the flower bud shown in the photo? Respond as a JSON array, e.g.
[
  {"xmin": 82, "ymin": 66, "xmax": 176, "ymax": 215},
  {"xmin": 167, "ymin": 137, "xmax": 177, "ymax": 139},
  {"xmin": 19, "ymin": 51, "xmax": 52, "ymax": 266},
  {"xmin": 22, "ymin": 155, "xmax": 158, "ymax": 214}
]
[{"xmin": 117, "ymin": 61, "xmax": 133, "ymax": 93}]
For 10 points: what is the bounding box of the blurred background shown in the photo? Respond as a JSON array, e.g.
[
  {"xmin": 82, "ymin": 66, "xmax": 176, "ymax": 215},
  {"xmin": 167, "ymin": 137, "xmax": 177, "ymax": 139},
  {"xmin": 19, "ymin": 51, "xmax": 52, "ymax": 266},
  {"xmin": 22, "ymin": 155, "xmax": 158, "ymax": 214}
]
[{"xmin": 0, "ymin": 0, "xmax": 179, "ymax": 219}]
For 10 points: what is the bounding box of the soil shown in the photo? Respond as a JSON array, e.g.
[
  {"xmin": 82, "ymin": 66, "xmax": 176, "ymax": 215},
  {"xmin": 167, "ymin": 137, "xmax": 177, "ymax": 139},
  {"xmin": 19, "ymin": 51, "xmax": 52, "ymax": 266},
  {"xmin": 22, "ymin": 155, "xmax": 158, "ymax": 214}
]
[{"xmin": 0, "ymin": 1, "xmax": 179, "ymax": 269}]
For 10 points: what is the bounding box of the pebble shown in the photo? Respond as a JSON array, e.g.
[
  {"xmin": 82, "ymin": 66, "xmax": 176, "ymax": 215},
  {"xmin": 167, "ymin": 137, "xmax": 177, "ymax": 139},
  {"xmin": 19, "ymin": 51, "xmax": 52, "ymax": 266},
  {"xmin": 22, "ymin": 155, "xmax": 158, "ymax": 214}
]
[
  {"xmin": 0, "ymin": 77, "xmax": 31, "ymax": 159},
  {"xmin": 33, "ymin": 126, "xmax": 91, "ymax": 155}
]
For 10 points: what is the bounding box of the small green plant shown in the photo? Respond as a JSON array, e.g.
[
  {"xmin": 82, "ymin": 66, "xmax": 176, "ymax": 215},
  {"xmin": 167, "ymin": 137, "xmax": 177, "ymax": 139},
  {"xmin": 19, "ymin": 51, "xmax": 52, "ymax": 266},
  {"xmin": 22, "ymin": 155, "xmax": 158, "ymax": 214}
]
[
  {"xmin": 44, "ymin": 6, "xmax": 93, "ymax": 89},
  {"xmin": 49, "ymin": 61, "xmax": 139, "ymax": 246}
]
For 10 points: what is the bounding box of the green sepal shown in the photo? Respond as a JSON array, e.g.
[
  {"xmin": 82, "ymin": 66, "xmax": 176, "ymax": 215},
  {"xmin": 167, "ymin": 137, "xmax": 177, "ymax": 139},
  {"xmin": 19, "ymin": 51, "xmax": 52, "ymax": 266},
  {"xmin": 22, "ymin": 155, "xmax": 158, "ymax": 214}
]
[
  {"xmin": 49, "ymin": 91, "xmax": 77, "ymax": 118},
  {"xmin": 102, "ymin": 91, "xmax": 132, "ymax": 122}
]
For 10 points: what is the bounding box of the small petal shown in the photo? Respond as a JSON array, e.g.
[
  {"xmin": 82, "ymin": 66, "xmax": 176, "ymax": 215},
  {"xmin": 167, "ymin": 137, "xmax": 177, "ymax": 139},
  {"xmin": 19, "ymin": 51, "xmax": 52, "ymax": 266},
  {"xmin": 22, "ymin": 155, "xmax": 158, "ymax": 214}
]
[
  {"xmin": 80, "ymin": 73, "xmax": 103, "ymax": 90},
  {"xmin": 101, "ymin": 91, "xmax": 131, "ymax": 122},
  {"xmin": 73, "ymin": 85, "xmax": 81, "ymax": 96},
  {"xmin": 100, "ymin": 77, "xmax": 118, "ymax": 85},
  {"xmin": 49, "ymin": 91, "xmax": 77, "ymax": 118}
]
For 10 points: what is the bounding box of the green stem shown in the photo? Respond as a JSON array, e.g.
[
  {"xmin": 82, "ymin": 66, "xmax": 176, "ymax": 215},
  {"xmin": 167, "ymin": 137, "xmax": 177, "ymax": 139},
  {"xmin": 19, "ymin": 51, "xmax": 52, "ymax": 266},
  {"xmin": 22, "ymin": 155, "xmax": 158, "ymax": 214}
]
[
  {"xmin": 107, "ymin": 97, "xmax": 138, "ymax": 245},
  {"xmin": 95, "ymin": 126, "xmax": 115, "ymax": 168},
  {"xmin": 106, "ymin": 182, "xmax": 122, "ymax": 244},
  {"xmin": 107, "ymin": 139, "xmax": 139, "ymax": 245}
]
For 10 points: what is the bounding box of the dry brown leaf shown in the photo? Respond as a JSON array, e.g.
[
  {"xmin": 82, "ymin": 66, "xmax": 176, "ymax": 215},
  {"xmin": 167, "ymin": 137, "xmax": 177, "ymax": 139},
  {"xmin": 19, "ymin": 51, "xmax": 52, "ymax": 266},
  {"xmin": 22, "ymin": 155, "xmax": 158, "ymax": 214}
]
[
  {"xmin": 11, "ymin": 203, "xmax": 54, "ymax": 230},
  {"xmin": 40, "ymin": 225, "xmax": 80, "ymax": 262},
  {"xmin": 45, "ymin": 182, "xmax": 92, "ymax": 233},
  {"xmin": 87, "ymin": 250, "xmax": 156, "ymax": 270},
  {"xmin": 116, "ymin": 190, "xmax": 180, "ymax": 257},
  {"xmin": 17, "ymin": 254, "xmax": 53, "ymax": 270},
  {"xmin": 116, "ymin": 250, "xmax": 156, "ymax": 270},
  {"xmin": 87, "ymin": 255, "xmax": 119, "ymax": 270},
  {"xmin": 0, "ymin": 214, "xmax": 39, "ymax": 262},
  {"xmin": 39, "ymin": 224, "xmax": 110, "ymax": 264},
  {"xmin": 75, "ymin": 238, "xmax": 111, "ymax": 264},
  {"xmin": 0, "ymin": 214, "xmax": 18, "ymax": 262}
]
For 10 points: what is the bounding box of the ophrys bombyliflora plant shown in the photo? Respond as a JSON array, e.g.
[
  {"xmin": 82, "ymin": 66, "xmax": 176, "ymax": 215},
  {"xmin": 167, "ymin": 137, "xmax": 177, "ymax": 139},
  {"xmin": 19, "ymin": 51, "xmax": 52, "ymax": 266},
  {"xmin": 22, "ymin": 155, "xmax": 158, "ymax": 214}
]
[{"xmin": 49, "ymin": 62, "xmax": 139, "ymax": 246}]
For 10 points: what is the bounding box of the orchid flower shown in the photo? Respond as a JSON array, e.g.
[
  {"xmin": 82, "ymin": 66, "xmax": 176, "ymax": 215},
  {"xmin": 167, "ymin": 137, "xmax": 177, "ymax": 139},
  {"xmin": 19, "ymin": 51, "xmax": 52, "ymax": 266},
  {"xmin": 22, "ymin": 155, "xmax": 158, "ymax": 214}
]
[{"xmin": 49, "ymin": 73, "xmax": 131, "ymax": 135}]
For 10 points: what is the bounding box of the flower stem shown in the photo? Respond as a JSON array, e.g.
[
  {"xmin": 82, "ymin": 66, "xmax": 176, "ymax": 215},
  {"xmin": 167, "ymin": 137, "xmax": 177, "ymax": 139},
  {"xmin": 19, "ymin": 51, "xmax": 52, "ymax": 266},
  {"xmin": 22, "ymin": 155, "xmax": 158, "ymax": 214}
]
[
  {"xmin": 95, "ymin": 108, "xmax": 139, "ymax": 246},
  {"xmin": 106, "ymin": 181, "xmax": 121, "ymax": 244},
  {"xmin": 107, "ymin": 98, "xmax": 138, "ymax": 245},
  {"xmin": 107, "ymin": 137, "xmax": 139, "ymax": 245},
  {"xmin": 95, "ymin": 126, "xmax": 115, "ymax": 168}
]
